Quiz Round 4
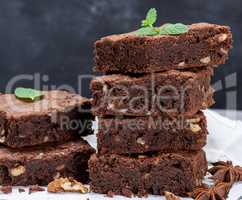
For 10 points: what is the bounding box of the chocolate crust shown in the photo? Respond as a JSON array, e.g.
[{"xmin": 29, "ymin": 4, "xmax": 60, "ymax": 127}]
[
  {"xmin": 0, "ymin": 90, "xmax": 94, "ymax": 148},
  {"xmin": 97, "ymin": 111, "xmax": 207, "ymax": 154},
  {"xmin": 91, "ymin": 67, "xmax": 214, "ymax": 117},
  {"xmin": 94, "ymin": 23, "xmax": 232, "ymax": 74},
  {"xmin": 89, "ymin": 150, "xmax": 207, "ymax": 197},
  {"xmin": 0, "ymin": 140, "xmax": 95, "ymax": 186}
]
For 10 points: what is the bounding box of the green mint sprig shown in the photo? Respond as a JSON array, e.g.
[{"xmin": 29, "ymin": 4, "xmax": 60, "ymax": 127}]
[
  {"xmin": 15, "ymin": 87, "xmax": 44, "ymax": 101},
  {"xmin": 135, "ymin": 8, "xmax": 189, "ymax": 36},
  {"xmin": 141, "ymin": 8, "xmax": 157, "ymax": 27},
  {"xmin": 159, "ymin": 23, "xmax": 189, "ymax": 35}
]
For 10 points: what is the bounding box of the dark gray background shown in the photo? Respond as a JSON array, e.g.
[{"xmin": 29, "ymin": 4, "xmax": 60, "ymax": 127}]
[{"xmin": 0, "ymin": 0, "xmax": 241, "ymax": 109}]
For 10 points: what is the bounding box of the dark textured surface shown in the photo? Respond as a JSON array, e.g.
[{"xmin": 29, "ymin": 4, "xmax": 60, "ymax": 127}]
[
  {"xmin": 94, "ymin": 23, "xmax": 232, "ymax": 73},
  {"xmin": 0, "ymin": 0, "xmax": 241, "ymax": 109},
  {"xmin": 0, "ymin": 140, "xmax": 95, "ymax": 186},
  {"xmin": 97, "ymin": 112, "xmax": 207, "ymax": 154},
  {"xmin": 0, "ymin": 90, "xmax": 93, "ymax": 148},
  {"xmin": 91, "ymin": 67, "xmax": 214, "ymax": 117},
  {"xmin": 89, "ymin": 151, "xmax": 207, "ymax": 197}
]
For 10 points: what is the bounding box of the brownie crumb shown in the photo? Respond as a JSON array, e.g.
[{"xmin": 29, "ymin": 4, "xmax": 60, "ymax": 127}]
[
  {"xmin": 106, "ymin": 191, "xmax": 115, "ymax": 197},
  {"xmin": 122, "ymin": 188, "xmax": 133, "ymax": 198},
  {"xmin": 29, "ymin": 185, "xmax": 45, "ymax": 194},
  {"xmin": 0, "ymin": 186, "xmax": 12, "ymax": 194},
  {"xmin": 18, "ymin": 188, "xmax": 25, "ymax": 193},
  {"xmin": 164, "ymin": 191, "xmax": 181, "ymax": 200}
]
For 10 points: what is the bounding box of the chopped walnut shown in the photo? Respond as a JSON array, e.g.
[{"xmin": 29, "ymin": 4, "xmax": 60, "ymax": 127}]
[
  {"xmin": 10, "ymin": 165, "xmax": 25, "ymax": 177},
  {"xmin": 186, "ymin": 118, "xmax": 201, "ymax": 123},
  {"xmin": 43, "ymin": 136, "xmax": 49, "ymax": 142},
  {"xmin": 190, "ymin": 123, "xmax": 201, "ymax": 133},
  {"xmin": 136, "ymin": 137, "xmax": 145, "ymax": 145},
  {"xmin": 0, "ymin": 130, "xmax": 5, "ymax": 136},
  {"xmin": 218, "ymin": 34, "xmax": 228, "ymax": 42},
  {"xmin": 0, "ymin": 136, "xmax": 5, "ymax": 143},
  {"xmin": 48, "ymin": 177, "xmax": 89, "ymax": 193},
  {"xmin": 56, "ymin": 164, "xmax": 65, "ymax": 171},
  {"xmin": 138, "ymin": 155, "xmax": 147, "ymax": 159},
  {"xmin": 177, "ymin": 61, "xmax": 185, "ymax": 67},
  {"xmin": 102, "ymin": 84, "xmax": 108, "ymax": 93},
  {"xmin": 220, "ymin": 48, "xmax": 228, "ymax": 55},
  {"xmin": 200, "ymin": 56, "xmax": 211, "ymax": 64}
]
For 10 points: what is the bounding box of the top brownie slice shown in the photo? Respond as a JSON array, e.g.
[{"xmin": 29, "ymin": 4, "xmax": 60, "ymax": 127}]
[
  {"xmin": 0, "ymin": 90, "xmax": 93, "ymax": 148},
  {"xmin": 94, "ymin": 23, "xmax": 232, "ymax": 74}
]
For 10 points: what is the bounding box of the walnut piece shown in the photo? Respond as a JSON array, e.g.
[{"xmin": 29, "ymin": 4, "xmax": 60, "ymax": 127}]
[
  {"xmin": 0, "ymin": 130, "xmax": 5, "ymax": 136},
  {"xmin": 190, "ymin": 124, "xmax": 201, "ymax": 133},
  {"xmin": 220, "ymin": 48, "xmax": 228, "ymax": 55},
  {"xmin": 200, "ymin": 56, "xmax": 211, "ymax": 64},
  {"xmin": 164, "ymin": 191, "xmax": 181, "ymax": 200},
  {"xmin": 48, "ymin": 177, "xmax": 89, "ymax": 193},
  {"xmin": 10, "ymin": 165, "xmax": 25, "ymax": 177},
  {"xmin": 218, "ymin": 34, "xmax": 228, "ymax": 42},
  {"xmin": 0, "ymin": 136, "xmax": 5, "ymax": 143},
  {"xmin": 178, "ymin": 61, "xmax": 185, "ymax": 67},
  {"xmin": 186, "ymin": 118, "xmax": 201, "ymax": 123},
  {"xmin": 102, "ymin": 84, "xmax": 108, "ymax": 93},
  {"xmin": 56, "ymin": 164, "xmax": 65, "ymax": 171},
  {"xmin": 136, "ymin": 137, "xmax": 145, "ymax": 145},
  {"xmin": 43, "ymin": 136, "xmax": 49, "ymax": 142}
]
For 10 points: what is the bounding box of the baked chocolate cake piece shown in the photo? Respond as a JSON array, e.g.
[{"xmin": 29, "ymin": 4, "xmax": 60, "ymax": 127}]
[
  {"xmin": 94, "ymin": 23, "xmax": 232, "ymax": 74},
  {"xmin": 0, "ymin": 139, "xmax": 95, "ymax": 186},
  {"xmin": 91, "ymin": 67, "xmax": 214, "ymax": 117},
  {"xmin": 98, "ymin": 111, "xmax": 207, "ymax": 155},
  {"xmin": 89, "ymin": 150, "xmax": 207, "ymax": 197},
  {"xmin": 0, "ymin": 90, "xmax": 93, "ymax": 148}
]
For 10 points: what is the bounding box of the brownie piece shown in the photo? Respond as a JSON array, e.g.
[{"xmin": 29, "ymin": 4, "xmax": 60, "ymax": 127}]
[
  {"xmin": 0, "ymin": 139, "xmax": 95, "ymax": 186},
  {"xmin": 0, "ymin": 90, "xmax": 93, "ymax": 148},
  {"xmin": 97, "ymin": 111, "xmax": 207, "ymax": 154},
  {"xmin": 94, "ymin": 23, "xmax": 232, "ymax": 74},
  {"xmin": 89, "ymin": 150, "xmax": 207, "ymax": 197},
  {"xmin": 91, "ymin": 67, "xmax": 214, "ymax": 117}
]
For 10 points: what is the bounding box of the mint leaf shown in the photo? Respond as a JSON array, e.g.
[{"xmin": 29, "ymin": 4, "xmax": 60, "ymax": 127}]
[
  {"xmin": 159, "ymin": 23, "xmax": 188, "ymax": 35},
  {"xmin": 135, "ymin": 27, "xmax": 160, "ymax": 36},
  {"xmin": 136, "ymin": 8, "xmax": 188, "ymax": 36},
  {"xmin": 15, "ymin": 88, "xmax": 44, "ymax": 101},
  {"xmin": 141, "ymin": 8, "xmax": 157, "ymax": 27}
]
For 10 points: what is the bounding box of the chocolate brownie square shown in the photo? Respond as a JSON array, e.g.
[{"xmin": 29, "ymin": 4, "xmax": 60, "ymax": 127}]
[
  {"xmin": 0, "ymin": 139, "xmax": 95, "ymax": 186},
  {"xmin": 89, "ymin": 150, "xmax": 207, "ymax": 197},
  {"xmin": 91, "ymin": 67, "xmax": 214, "ymax": 117},
  {"xmin": 0, "ymin": 90, "xmax": 93, "ymax": 148},
  {"xmin": 97, "ymin": 111, "xmax": 207, "ymax": 154},
  {"xmin": 94, "ymin": 23, "xmax": 232, "ymax": 74}
]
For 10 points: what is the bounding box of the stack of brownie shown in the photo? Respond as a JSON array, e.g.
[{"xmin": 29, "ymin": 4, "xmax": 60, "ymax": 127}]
[
  {"xmin": 0, "ymin": 90, "xmax": 95, "ymax": 186},
  {"xmin": 89, "ymin": 23, "xmax": 232, "ymax": 197}
]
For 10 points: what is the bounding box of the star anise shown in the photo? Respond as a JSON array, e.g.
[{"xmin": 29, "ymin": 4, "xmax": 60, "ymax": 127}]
[
  {"xmin": 208, "ymin": 161, "xmax": 242, "ymax": 183},
  {"xmin": 164, "ymin": 191, "xmax": 181, "ymax": 200},
  {"xmin": 189, "ymin": 182, "xmax": 232, "ymax": 200}
]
